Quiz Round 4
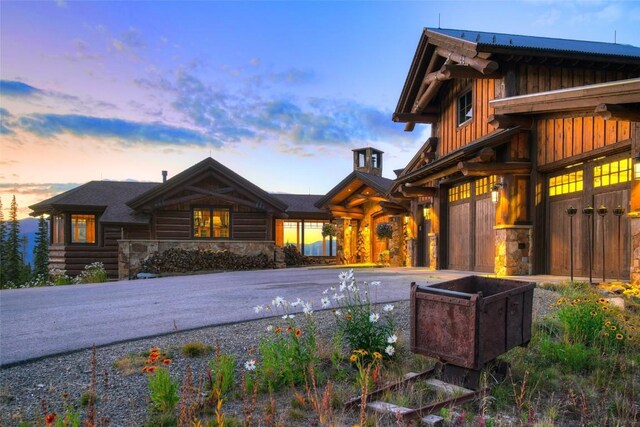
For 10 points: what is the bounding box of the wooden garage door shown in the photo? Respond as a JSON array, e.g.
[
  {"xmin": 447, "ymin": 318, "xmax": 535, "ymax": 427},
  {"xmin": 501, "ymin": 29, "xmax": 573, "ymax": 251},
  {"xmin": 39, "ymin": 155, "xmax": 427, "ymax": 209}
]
[
  {"xmin": 547, "ymin": 156, "xmax": 631, "ymax": 279},
  {"xmin": 448, "ymin": 178, "xmax": 496, "ymax": 272}
]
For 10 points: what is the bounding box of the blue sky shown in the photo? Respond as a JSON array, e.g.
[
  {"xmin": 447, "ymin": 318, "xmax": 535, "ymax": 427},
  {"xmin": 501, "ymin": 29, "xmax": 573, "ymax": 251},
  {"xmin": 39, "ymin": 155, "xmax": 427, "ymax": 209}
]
[{"xmin": 2, "ymin": 0, "xmax": 640, "ymax": 218}]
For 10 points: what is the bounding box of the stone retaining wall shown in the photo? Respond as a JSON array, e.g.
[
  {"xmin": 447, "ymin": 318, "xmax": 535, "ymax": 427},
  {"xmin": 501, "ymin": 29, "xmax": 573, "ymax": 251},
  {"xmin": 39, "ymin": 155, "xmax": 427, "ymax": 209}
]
[{"xmin": 118, "ymin": 240, "xmax": 283, "ymax": 280}]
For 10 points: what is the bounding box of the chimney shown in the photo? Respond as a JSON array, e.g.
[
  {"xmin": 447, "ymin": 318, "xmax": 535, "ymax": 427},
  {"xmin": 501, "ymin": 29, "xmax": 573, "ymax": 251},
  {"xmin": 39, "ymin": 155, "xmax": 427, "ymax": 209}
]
[
  {"xmin": 162, "ymin": 170, "xmax": 168, "ymax": 183},
  {"xmin": 352, "ymin": 147, "xmax": 383, "ymax": 176}
]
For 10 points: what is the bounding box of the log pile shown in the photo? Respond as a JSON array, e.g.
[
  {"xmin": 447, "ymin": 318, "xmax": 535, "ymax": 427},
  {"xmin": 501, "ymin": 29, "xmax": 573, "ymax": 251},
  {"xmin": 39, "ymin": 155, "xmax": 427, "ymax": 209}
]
[
  {"xmin": 139, "ymin": 248, "xmax": 275, "ymax": 274},
  {"xmin": 283, "ymin": 244, "xmax": 323, "ymax": 267}
]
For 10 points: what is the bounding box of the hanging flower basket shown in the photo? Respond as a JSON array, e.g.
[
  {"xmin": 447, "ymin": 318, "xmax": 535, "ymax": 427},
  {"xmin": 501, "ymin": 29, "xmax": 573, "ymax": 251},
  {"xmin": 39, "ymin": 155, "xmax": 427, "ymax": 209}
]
[
  {"xmin": 375, "ymin": 222, "xmax": 393, "ymax": 239},
  {"xmin": 321, "ymin": 223, "xmax": 337, "ymax": 238}
]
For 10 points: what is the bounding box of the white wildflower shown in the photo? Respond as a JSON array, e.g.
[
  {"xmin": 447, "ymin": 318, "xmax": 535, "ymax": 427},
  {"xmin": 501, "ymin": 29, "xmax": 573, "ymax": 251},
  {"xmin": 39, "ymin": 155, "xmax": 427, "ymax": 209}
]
[
  {"xmin": 254, "ymin": 305, "xmax": 264, "ymax": 313},
  {"xmin": 244, "ymin": 359, "xmax": 257, "ymax": 371},
  {"xmin": 321, "ymin": 297, "xmax": 330, "ymax": 308},
  {"xmin": 385, "ymin": 345, "xmax": 395, "ymax": 356},
  {"xmin": 347, "ymin": 283, "xmax": 357, "ymax": 292},
  {"xmin": 334, "ymin": 309, "xmax": 342, "ymax": 316},
  {"xmin": 339, "ymin": 283, "xmax": 347, "ymax": 292},
  {"xmin": 303, "ymin": 303, "xmax": 314, "ymax": 315},
  {"xmin": 272, "ymin": 296, "xmax": 284, "ymax": 307},
  {"xmin": 383, "ymin": 304, "xmax": 394, "ymax": 312},
  {"xmin": 282, "ymin": 314, "xmax": 295, "ymax": 320},
  {"xmin": 371, "ymin": 281, "xmax": 381, "ymax": 287},
  {"xmin": 369, "ymin": 313, "xmax": 380, "ymax": 323},
  {"xmin": 387, "ymin": 334, "xmax": 398, "ymax": 344},
  {"xmin": 266, "ymin": 325, "xmax": 273, "ymax": 332},
  {"xmin": 322, "ymin": 288, "xmax": 329, "ymax": 295}
]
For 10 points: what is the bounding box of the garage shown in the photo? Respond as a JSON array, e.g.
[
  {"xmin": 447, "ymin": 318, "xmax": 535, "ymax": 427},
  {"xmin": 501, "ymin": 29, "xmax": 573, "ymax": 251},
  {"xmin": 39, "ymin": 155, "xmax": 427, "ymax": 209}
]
[{"xmin": 547, "ymin": 154, "xmax": 632, "ymax": 280}]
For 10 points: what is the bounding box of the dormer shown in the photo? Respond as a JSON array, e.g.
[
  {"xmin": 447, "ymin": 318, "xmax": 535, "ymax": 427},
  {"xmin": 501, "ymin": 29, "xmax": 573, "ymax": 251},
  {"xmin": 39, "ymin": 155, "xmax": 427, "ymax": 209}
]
[{"xmin": 353, "ymin": 147, "xmax": 383, "ymax": 176}]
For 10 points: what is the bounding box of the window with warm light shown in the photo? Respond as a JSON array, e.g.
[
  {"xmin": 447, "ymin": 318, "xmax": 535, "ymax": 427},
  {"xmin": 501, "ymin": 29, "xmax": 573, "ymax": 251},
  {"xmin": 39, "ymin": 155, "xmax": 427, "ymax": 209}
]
[
  {"xmin": 193, "ymin": 207, "xmax": 230, "ymax": 238},
  {"xmin": 448, "ymin": 182, "xmax": 471, "ymax": 202},
  {"xmin": 475, "ymin": 176, "xmax": 497, "ymax": 196},
  {"xmin": 278, "ymin": 219, "xmax": 336, "ymax": 256},
  {"xmin": 594, "ymin": 158, "xmax": 632, "ymax": 188},
  {"xmin": 71, "ymin": 214, "xmax": 96, "ymax": 244},
  {"xmin": 52, "ymin": 214, "xmax": 65, "ymax": 244},
  {"xmin": 457, "ymin": 89, "xmax": 473, "ymax": 126},
  {"xmin": 548, "ymin": 170, "xmax": 583, "ymax": 197}
]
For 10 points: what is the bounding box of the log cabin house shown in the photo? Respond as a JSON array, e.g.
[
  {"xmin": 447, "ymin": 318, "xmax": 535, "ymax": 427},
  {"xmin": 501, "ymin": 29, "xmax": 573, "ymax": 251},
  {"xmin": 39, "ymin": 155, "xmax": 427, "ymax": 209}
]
[
  {"xmin": 392, "ymin": 28, "xmax": 640, "ymax": 284},
  {"xmin": 29, "ymin": 157, "xmax": 335, "ymax": 279}
]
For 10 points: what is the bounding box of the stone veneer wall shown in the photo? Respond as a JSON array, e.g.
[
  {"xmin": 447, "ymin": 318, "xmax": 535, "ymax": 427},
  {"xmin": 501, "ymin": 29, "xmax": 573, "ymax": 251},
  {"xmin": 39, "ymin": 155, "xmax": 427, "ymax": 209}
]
[
  {"xmin": 118, "ymin": 240, "xmax": 281, "ymax": 280},
  {"xmin": 428, "ymin": 233, "xmax": 438, "ymax": 270},
  {"xmin": 494, "ymin": 225, "xmax": 533, "ymax": 276},
  {"xmin": 631, "ymin": 216, "xmax": 640, "ymax": 286}
]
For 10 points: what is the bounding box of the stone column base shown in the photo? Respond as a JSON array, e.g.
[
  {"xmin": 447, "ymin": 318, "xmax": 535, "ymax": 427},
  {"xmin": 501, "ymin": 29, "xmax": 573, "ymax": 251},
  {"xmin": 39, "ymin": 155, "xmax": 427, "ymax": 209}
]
[
  {"xmin": 494, "ymin": 225, "xmax": 532, "ymax": 276},
  {"xmin": 428, "ymin": 233, "xmax": 438, "ymax": 270}
]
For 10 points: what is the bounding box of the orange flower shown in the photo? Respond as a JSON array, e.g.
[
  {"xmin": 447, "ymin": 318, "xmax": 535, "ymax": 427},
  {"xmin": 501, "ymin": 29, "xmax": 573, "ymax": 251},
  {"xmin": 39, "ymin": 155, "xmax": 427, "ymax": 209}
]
[
  {"xmin": 295, "ymin": 329, "xmax": 302, "ymax": 337},
  {"xmin": 142, "ymin": 365, "xmax": 157, "ymax": 373},
  {"xmin": 286, "ymin": 326, "xmax": 294, "ymax": 333},
  {"xmin": 275, "ymin": 327, "xmax": 282, "ymax": 334},
  {"xmin": 45, "ymin": 413, "xmax": 56, "ymax": 425},
  {"xmin": 162, "ymin": 358, "xmax": 172, "ymax": 365},
  {"xmin": 149, "ymin": 347, "xmax": 160, "ymax": 353},
  {"xmin": 345, "ymin": 314, "xmax": 353, "ymax": 319}
]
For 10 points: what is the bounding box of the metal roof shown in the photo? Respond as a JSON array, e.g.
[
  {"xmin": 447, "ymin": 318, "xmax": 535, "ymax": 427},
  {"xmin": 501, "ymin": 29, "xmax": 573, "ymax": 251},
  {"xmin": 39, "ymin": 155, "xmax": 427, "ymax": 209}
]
[{"xmin": 429, "ymin": 28, "xmax": 640, "ymax": 59}]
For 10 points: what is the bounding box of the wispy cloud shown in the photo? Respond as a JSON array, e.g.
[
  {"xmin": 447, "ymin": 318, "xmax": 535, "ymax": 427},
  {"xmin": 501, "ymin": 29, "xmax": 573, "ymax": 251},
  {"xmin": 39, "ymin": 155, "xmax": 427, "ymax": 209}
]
[
  {"xmin": 0, "ymin": 80, "xmax": 43, "ymax": 97},
  {"xmin": 0, "ymin": 182, "xmax": 81, "ymax": 197},
  {"xmin": 17, "ymin": 114, "xmax": 212, "ymax": 147},
  {"xmin": 110, "ymin": 27, "xmax": 146, "ymax": 59}
]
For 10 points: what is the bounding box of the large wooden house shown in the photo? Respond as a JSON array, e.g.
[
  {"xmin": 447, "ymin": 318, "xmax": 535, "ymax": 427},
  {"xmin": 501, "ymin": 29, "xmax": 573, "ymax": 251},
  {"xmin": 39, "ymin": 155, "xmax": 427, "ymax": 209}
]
[
  {"xmin": 29, "ymin": 157, "xmax": 333, "ymax": 279},
  {"xmin": 392, "ymin": 28, "xmax": 640, "ymax": 284}
]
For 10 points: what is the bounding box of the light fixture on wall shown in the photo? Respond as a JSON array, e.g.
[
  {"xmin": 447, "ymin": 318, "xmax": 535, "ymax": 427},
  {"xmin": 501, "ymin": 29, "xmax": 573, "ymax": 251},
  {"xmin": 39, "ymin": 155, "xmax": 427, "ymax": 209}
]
[
  {"xmin": 491, "ymin": 177, "xmax": 504, "ymax": 204},
  {"xmin": 634, "ymin": 154, "xmax": 640, "ymax": 180},
  {"xmin": 422, "ymin": 202, "xmax": 432, "ymax": 220}
]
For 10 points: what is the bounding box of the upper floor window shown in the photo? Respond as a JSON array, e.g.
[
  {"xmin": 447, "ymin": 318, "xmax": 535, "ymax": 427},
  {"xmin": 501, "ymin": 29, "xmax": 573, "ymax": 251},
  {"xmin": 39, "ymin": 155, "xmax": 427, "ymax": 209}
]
[
  {"xmin": 71, "ymin": 214, "xmax": 96, "ymax": 244},
  {"xmin": 52, "ymin": 215, "xmax": 64, "ymax": 244},
  {"xmin": 457, "ymin": 89, "xmax": 473, "ymax": 126},
  {"xmin": 193, "ymin": 207, "xmax": 230, "ymax": 238}
]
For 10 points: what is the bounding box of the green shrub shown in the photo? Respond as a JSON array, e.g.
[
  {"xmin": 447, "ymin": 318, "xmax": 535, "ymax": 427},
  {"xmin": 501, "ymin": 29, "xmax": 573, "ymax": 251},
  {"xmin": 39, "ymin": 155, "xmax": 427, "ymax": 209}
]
[
  {"xmin": 181, "ymin": 341, "xmax": 212, "ymax": 357},
  {"xmin": 147, "ymin": 367, "xmax": 179, "ymax": 413},
  {"xmin": 208, "ymin": 353, "xmax": 236, "ymax": 397},
  {"xmin": 333, "ymin": 270, "xmax": 397, "ymax": 361},
  {"xmin": 74, "ymin": 262, "xmax": 107, "ymax": 284}
]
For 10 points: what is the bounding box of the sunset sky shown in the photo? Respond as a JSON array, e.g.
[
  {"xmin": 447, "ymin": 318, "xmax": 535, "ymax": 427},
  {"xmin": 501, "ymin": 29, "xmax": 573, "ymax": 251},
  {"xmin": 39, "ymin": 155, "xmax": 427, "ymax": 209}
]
[{"xmin": 2, "ymin": 1, "xmax": 640, "ymax": 219}]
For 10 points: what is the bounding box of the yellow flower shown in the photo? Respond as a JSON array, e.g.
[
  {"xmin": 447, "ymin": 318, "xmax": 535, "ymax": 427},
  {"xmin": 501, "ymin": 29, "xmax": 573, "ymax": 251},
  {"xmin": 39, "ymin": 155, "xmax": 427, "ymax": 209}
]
[
  {"xmin": 590, "ymin": 310, "xmax": 597, "ymax": 316},
  {"xmin": 373, "ymin": 352, "xmax": 382, "ymax": 360},
  {"xmin": 627, "ymin": 335, "xmax": 634, "ymax": 341},
  {"xmin": 605, "ymin": 321, "xmax": 611, "ymax": 327},
  {"xmin": 610, "ymin": 325, "xmax": 617, "ymax": 331},
  {"xmin": 601, "ymin": 306, "xmax": 609, "ymax": 311},
  {"xmin": 349, "ymin": 354, "xmax": 358, "ymax": 363},
  {"xmin": 616, "ymin": 333, "xmax": 624, "ymax": 340}
]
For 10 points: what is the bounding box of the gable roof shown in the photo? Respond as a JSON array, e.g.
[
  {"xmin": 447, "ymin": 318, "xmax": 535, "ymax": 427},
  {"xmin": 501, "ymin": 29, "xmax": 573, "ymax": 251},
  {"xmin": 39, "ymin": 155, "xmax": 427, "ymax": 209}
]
[
  {"xmin": 29, "ymin": 181, "xmax": 158, "ymax": 224},
  {"xmin": 431, "ymin": 28, "xmax": 640, "ymax": 59},
  {"xmin": 270, "ymin": 194, "xmax": 330, "ymax": 218},
  {"xmin": 127, "ymin": 157, "xmax": 288, "ymax": 213},
  {"xmin": 314, "ymin": 171, "xmax": 395, "ymax": 208}
]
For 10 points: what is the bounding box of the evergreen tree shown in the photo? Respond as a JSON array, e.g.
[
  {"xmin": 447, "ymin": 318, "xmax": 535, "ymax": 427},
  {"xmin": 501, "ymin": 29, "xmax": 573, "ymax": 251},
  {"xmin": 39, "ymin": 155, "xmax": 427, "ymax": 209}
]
[
  {"xmin": 0, "ymin": 197, "xmax": 6, "ymax": 287},
  {"xmin": 33, "ymin": 215, "xmax": 49, "ymax": 279},
  {"xmin": 4, "ymin": 196, "xmax": 24, "ymax": 287}
]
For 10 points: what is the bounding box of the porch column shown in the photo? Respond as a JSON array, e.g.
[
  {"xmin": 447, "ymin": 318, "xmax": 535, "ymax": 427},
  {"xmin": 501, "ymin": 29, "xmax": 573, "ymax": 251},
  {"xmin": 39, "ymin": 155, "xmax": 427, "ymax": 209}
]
[
  {"xmin": 630, "ymin": 215, "xmax": 640, "ymax": 286},
  {"xmin": 336, "ymin": 217, "xmax": 350, "ymax": 265},
  {"xmin": 494, "ymin": 225, "xmax": 533, "ymax": 276}
]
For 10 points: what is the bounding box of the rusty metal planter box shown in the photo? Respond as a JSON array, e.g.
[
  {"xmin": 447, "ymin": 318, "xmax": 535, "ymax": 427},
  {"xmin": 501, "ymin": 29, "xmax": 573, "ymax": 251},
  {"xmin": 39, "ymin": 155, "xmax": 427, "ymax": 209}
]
[{"xmin": 410, "ymin": 276, "xmax": 535, "ymax": 370}]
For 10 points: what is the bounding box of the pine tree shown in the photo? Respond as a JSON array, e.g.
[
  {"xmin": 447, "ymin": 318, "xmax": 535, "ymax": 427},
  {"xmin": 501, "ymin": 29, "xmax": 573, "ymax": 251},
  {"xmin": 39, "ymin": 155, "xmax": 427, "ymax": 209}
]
[
  {"xmin": 33, "ymin": 215, "xmax": 49, "ymax": 279},
  {"xmin": 0, "ymin": 196, "xmax": 6, "ymax": 287},
  {"xmin": 4, "ymin": 196, "xmax": 24, "ymax": 287}
]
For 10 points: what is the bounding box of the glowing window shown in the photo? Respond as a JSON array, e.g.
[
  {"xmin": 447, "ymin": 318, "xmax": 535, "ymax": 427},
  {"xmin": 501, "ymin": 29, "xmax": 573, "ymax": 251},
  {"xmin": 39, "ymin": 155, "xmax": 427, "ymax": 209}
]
[
  {"xmin": 71, "ymin": 214, "xmax": 96, "ymax": 244},
  {"xmin": 193, "ymin": 207, "xmax": 230, "ymax": 238},
  {"xmin": 448, "ymin": 182, "xmax": 471, "ymax": 202},
  {"xmin": 594, "ymin": 158, "xmax": 632, "ymax": 188},
  {"xmin": 52, "ymin": 215, "xmax": 64, "ymax": 244},
  {"xmin": 475, "ymin": 176, "xmax": 497, "ymax": 196},
  {"xmin": 548, "ymin": 170, "xmax": 583, "ymax": 197}
]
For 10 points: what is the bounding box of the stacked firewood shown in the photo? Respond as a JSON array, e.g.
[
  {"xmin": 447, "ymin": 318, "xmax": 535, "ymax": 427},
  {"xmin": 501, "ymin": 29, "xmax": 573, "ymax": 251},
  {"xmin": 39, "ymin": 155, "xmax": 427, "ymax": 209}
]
[{"xmin": 139, "ymin": 248, "xmax": 275, "ymax": 274}]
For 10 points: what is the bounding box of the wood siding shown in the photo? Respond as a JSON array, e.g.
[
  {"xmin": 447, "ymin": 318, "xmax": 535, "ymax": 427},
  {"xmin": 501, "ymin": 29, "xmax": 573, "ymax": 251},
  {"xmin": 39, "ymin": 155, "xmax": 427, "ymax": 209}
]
[
  {"xmin": 439, "ymin": 78, "xmax": 496, "ymax": 158},
  {"xmin": 516, "ymin": 65, "xmax": 637, "ymax": 96},
  {"xmin": 536, "ymin": 116, "xmax": 631, "ymax": 166},
  {"xmin": 51, "ymin": 225, "xmax": 121, "ymax": 278},
  {"xmin": 448, "ymin": 202, "xmax": 471, "ymax": 270},
  {"xmin": 474, "ymin": 196, "xmax": 495, "ymax": 272},
  {"xmin": 232, "ymin": 212, "xmax": 268, "ymax": 240}
]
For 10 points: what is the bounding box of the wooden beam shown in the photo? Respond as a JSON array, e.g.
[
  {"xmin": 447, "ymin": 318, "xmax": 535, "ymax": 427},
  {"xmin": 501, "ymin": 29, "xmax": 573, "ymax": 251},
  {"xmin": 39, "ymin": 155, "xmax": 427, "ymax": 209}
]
[
  {"xmin": 422, "ymin": 64, "xmax": 498, "ymax": 86},
  {"xmin": 404, "ymin": 122, "xmax": 416, "ymax": 132},
  {"xmin": 420, "ymin": 152, "xmax": 436, "ymax": 162},
  {"xmin": 405, "ymin": 165, "xmax": 461, "ymax": 185},
  {"xmin": 328, "ymin": 205, "xmax": 364, "ymax": 216},
  {"xmin": 488, "ymin": 114, "xmax": 533, "ymax": 130},
  {"xmin": 185, "ymin": 186, "xmax": 234, "ymax": 196},
  {"xmin": 345, "ymin": 196, "xmax": 367, "ymax": 208},
  {"xmin": 466, "ymin": 147, "xmax": 496, "ymax": 163},
  {"xmin": 392, "ymin": 112, "xmax": 438, "ymax": 123},
  {"xmin": 457, "ymin": 161, "xmax": 532, "ymax": 177},
  {"xmin": 331, "ymin": 211, "xmax": 364, "ymax": 220},
  {"xmin": 594, "ymin": 103, "xmax": 640, "ymax": 122},
  {"xmin": 412, "ymin": 78, "xmax": 444, "ymax": 113},
  {"xmin": 435, "ymin": 47, "xmax": 499, "ymax": 75},
  {"xmin": 400, "ymin": 185, "xmax": 436, "ymax": 197}
]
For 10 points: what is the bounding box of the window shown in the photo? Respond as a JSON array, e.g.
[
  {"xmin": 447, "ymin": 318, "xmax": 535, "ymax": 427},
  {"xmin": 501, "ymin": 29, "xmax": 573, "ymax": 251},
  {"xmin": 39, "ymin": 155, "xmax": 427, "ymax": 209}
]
[
  {"xmin": 52, "ymin": 215, "xmax": 64, "ymax": 244},
  {"xmin": 71, "ymin": 214, "xmax": 96, "ymax": 244},
  {"xmin": 448, "ymin": 182, "xmax": 471, "ymax": 202},
  {"xmin": 193, "ymin": 207, "xmax": 230, "ymax": 238},
  {"xmin": 277, "ymin": 219, "xmax": 335, "ymax": 256},
  {"xmin": 371, "ymin": 152, "xmax": 379, "ymax": 169},
  {"xmin": 457, "ymin": 89, "xmax": 473, "ymax": 126},
  {"xmin": 549, "ymin": 170, "xmax": 583, "ymax": 197},
  {"xmin": 594, "ymin": 158, "xmax": 632, "ymax": 188},
  {"xmin": 475, "ymin": 176, "xmax": 497, "ymax": 196}
]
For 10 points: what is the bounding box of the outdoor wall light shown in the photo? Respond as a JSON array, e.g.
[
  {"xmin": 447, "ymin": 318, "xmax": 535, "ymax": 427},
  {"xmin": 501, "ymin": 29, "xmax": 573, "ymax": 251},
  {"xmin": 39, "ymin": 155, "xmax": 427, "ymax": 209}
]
[
  {"xmin": 491, "ymin": 178, "xmax": 504, "ymax": 204},
  {"xmin": 634, "ymin": 155, "xmax": 640, "ymax": 180},
  {"xmin": 423, "ymin": 202, "xmax": 432, "ymax": 220}
]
